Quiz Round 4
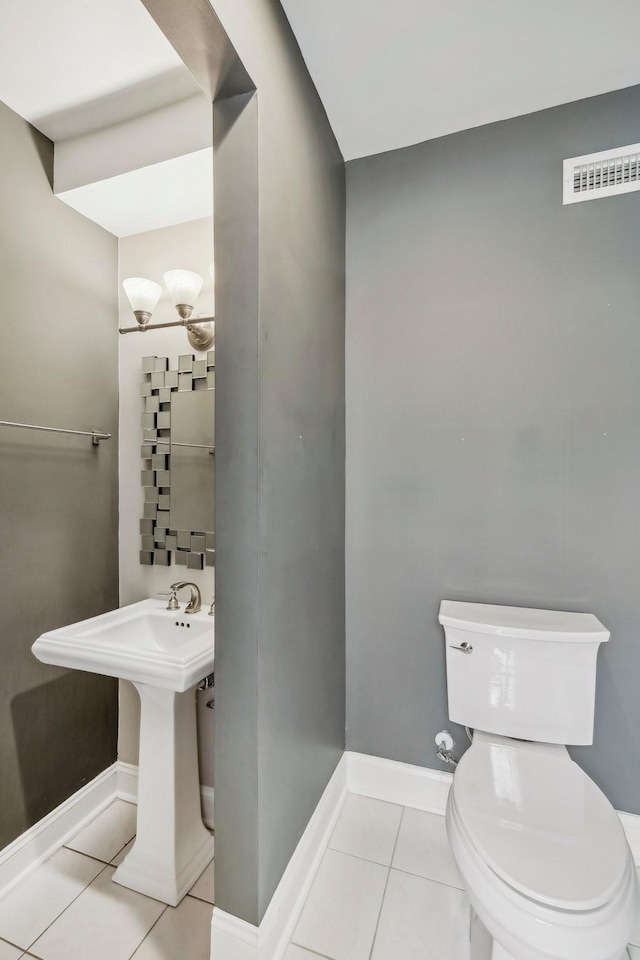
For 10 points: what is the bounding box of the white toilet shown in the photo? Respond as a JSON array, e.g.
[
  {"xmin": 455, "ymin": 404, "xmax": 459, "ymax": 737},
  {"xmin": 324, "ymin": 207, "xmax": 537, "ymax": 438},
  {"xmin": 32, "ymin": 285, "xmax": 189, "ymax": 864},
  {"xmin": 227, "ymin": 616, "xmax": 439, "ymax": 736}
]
[{"xmin": 439, "ymin": 600, "xmax": 639, "ymax": 960}]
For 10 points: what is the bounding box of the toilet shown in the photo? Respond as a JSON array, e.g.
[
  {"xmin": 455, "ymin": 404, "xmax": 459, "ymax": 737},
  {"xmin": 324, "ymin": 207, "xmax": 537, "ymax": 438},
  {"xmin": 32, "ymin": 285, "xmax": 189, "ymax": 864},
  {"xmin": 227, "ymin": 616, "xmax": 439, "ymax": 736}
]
[{"xmin": 439, "ymin": 600, "xmax": 639, "ymax": 960}]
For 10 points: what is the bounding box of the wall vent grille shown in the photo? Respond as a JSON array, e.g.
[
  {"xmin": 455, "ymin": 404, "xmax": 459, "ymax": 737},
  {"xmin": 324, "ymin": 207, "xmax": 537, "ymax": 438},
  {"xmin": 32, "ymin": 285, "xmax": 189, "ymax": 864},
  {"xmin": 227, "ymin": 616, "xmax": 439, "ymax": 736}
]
[{"xmin": 563, "ymin": 143, "xmax": 640, "ymax": 204}]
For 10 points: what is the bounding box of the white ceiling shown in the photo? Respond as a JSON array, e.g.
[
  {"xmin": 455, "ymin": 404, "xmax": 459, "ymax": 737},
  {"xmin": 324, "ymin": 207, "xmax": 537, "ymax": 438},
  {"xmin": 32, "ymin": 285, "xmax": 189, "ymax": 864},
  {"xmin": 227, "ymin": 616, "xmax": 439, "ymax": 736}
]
[
  {"xmin": 57, "ymin": 148, "xmax": 214, "ymax": 238},
  {"xmin": 0, "ymin": 0, "xmax": 211, "ymax": 237},
  {"xmin": 279, "ymin": 0, "xmax": 640, "ymax": 161},
  {"xmin": 0, "ymin": 0, "xmax": 201, "ymax": 140},
  {"xmin": 3, "ymin": 0, "xmax": 640, "ymax": 230}
]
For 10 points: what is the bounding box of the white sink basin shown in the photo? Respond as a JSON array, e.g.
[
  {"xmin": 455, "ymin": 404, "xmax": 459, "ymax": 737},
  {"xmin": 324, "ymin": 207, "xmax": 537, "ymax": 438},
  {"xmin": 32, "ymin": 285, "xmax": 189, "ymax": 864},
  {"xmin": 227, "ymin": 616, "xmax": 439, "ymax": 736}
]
[
  {"xmin": 32, "ymin": 598, "xmax": 214, "ymax": 692},
  {"xmin": 32, "ymin": 597, "xmax": 216, "ymax": 905}
]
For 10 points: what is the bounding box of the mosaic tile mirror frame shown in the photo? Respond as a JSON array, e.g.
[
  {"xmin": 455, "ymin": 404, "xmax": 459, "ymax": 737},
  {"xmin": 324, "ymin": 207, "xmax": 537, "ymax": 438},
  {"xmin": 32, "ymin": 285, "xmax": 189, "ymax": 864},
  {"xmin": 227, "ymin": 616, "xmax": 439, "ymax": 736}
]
[{"xmin": 139, "ymin": 353, "xmax": 215, "ymax": 569}]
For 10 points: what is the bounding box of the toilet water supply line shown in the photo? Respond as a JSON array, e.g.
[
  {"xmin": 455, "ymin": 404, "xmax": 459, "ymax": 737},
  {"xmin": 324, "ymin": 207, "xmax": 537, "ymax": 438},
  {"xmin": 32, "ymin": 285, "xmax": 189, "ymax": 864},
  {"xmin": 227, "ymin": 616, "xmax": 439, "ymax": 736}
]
[{"xmin": 435, "ymin": 726, "xmax": 474, "ymax": 767}]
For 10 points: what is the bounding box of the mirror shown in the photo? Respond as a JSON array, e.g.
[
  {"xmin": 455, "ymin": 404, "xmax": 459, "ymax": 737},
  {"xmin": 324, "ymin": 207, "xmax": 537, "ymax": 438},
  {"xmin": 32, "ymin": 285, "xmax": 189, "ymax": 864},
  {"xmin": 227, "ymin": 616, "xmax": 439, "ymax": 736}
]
[
  {"xmin": 170, "ymin": 390, "xmax": 215, "ymax": 533},
  {"xmin": 139, "ymin": 353, "xmax": 215, "ymax": 568}
]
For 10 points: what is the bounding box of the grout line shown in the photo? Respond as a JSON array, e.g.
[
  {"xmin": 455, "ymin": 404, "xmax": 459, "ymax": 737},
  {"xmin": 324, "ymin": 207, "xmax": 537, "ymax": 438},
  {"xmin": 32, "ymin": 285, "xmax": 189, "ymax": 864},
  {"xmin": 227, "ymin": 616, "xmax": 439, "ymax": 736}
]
[
  {"xmin": 0, "ymin": 935, "xmax": 25, "ymax": 952},
  {"xmin": 389, "ymin": 864, "xmax": 465, "ymax": 892},
  {"xmin": 109, "ymin": 838, "xmax": 135, "ymax": 866},
  {"xmin": 290, "ymin": 805, "xmax": 407, "ymax": 960},
  {"xmin": 325, "ymin": 848, "xmax": 393, "ymax": 869},
  {"xmin": 3, "ymin": 799, "xmax": 168, "ymax": 960},
  {"xmin": 288, "ymin": 945, "xmax": 337, "ymax": 960},
  {"xmin": 366, "ymin": 806, "xmax": 405, "ymax": 960},
  {"xmin": 123, "ymin": 905, "xmax": 168, "ymax": 960},
  {"xmin": 25, "ymin": 863, "xmax": 110, "ymax": 952},
  {"xmin": 63, "ymin": 844, "xmax": 112, "ymax": 866},
  {"xmin": 185, "ymin": 891, "xmax": 215, "ymax": 906}
]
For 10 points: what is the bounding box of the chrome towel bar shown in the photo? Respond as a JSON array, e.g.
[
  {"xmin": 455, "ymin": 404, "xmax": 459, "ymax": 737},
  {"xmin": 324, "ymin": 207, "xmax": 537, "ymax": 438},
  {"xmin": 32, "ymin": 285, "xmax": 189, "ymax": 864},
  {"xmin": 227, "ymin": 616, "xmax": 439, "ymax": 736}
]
[{"xmin": 0, "ymin": 420, "xmax": 111, "ymax": 445}]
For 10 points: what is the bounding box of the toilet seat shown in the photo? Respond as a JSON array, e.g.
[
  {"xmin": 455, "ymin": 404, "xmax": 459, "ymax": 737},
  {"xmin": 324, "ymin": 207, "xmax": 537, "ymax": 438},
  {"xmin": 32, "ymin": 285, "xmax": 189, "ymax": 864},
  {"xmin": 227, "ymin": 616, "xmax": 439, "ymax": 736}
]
[
  {"xmin": 447, "ymin": 796, "xmax": 637, "ymax": 960},
  {"xmin": 452, "ymin": 732, "xmax": 628, "ymax": 912},
  {"xmin": 446, "ymin": 732, "xmax": 637, "ymax": 960}
]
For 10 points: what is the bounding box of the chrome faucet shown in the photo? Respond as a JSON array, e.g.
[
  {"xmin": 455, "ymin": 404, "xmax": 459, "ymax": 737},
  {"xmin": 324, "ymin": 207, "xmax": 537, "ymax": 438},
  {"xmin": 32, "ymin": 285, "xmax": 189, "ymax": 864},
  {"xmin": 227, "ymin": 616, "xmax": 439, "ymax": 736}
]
[{"xmin": 169, "ymin": 581, "xmax": 202, "ymax": 614}]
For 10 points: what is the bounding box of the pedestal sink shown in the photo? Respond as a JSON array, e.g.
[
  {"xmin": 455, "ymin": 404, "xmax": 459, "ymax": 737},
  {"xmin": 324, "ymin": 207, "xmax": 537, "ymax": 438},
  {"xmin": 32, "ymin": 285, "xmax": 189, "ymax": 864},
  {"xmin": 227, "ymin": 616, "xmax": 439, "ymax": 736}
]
[{"xmin": 32, "ymin": 598, "xmax": 215, "ymax": 906}]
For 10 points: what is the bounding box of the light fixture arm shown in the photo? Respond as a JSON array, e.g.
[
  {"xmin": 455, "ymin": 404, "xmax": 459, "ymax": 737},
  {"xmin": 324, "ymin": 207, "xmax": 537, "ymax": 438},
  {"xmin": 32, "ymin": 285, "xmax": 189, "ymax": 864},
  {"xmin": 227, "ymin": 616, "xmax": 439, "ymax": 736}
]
[{"xmin": 118, "ymin": 315, "xmax": 215, "ymax": 335}]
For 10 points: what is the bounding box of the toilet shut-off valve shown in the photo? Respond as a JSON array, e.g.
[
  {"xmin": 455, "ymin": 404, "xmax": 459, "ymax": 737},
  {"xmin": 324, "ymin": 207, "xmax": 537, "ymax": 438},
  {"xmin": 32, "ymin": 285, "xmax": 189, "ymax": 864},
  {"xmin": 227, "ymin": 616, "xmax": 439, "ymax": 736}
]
[{"xmin": 435, "ymin": 730, "xmax": 458, "ymax": 767}]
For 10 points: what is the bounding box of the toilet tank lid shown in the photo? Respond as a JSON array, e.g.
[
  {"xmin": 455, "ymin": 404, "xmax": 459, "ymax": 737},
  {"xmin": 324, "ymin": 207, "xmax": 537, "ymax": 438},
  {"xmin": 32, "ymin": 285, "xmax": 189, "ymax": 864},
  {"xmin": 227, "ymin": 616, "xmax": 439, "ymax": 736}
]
[{"xmin": 438, "ymin": 601, "xmax": 609, "ymax": 643}]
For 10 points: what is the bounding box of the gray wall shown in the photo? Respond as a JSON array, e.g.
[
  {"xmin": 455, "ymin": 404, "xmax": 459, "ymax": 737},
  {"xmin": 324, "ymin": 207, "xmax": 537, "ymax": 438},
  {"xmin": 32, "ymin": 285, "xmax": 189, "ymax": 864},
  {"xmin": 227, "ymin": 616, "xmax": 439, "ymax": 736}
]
[
  {"xmin": 0, "ymin": 99, "xmax": 119, "ymax": 849},
  {"xmin": 346, "ymin": 84, "xmax": 640, "ymax": 815},
  {"xmin": 143, "ymin": 0, "xmax": 345, "ymax": 923},
  {"xmin": 211, "ymin": 0, "xmax": 346, "ymax": 924}
]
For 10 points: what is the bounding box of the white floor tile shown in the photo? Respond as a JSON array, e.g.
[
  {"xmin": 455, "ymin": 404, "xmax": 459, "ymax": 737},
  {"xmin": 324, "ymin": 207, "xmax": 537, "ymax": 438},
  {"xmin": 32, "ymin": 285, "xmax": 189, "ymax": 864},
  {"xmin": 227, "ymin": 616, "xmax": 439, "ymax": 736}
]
[
  {"xmin": 284, "ymin": 947, "xmax": 328, "ymax": 960},
  {"xmin": 110, "ymin": 838, "xmax": 135, "ymax": 867},
  {"xmin": 0, "ymin": 848, "xmax": 104, "ymax": 950},
  {"xmin": 0, "ymin": 940, "xmax": 23, "ymax": 960},
  {"xmin": 29, "ymin": 866, "xmax": 165, "ymax": 960},
  {"xmin": 188, "ymin": 860, "xmax": 215, "ymax": 904},
  {"xmin": 130, "ymin": 895, "xmax": 212, "ymax": 960},
  {"xmin": 65, "ymin": 800, "xmax": 137, "ymax": 863},
  {"xmin": 329, "ymin": 795, "xmax": 403, "ymax": 866},
  {"xmin": 292, "ymin": 849, "xmax": 388, "ymax": 960},
  {"xmin": 372, "ymin": 869, "xmax": 469, "ymax": 960},
  {"xmin": 392, "ymin": 807, "xmax": 462, "ymax": 888}
]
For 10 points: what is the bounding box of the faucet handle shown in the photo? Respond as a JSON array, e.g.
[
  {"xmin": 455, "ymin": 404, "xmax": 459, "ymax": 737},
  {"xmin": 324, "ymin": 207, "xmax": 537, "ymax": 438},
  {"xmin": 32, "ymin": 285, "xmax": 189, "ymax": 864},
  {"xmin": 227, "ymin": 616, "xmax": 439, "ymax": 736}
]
[
  {"xmin": 208, "ymin": 596, "xmax": 215, "ymax": 617},
  {"xmin": 158, "ymin": 589, "xmax": 180, "ymax": 611},
  {"xmin": 169, "ymin": 581, "xmax": 201, "ymax": 614}
]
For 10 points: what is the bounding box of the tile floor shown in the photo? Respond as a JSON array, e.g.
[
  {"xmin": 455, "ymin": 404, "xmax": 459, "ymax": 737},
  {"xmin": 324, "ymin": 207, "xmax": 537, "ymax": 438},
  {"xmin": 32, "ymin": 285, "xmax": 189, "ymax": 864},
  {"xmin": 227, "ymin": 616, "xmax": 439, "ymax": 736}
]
[
  {"xmin": 0, "ymin": 793, "xmax": 638, "ymax": 960},
  {"xmin": 284, "ymin": 793, "xmax": 640, "ymax": 960},
  {"xmin": 0, "ymin": 800, "xmax": 214, "ymax": 960}
]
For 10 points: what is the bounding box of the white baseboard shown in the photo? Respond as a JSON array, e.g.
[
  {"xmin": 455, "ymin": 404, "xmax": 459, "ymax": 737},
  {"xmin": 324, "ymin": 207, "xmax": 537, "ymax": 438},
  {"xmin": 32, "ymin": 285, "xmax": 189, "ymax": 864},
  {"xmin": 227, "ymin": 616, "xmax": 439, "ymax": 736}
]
[
  {"xmin": 0, "ymin": 760, "xmax": 215, "ymax": 902},
  {"xmin": 209, "ymin": 748, "xmax": 640, "ymax": 960},
  {"xmin": 0, "ymin": 763, "xmax": 119, "ymax": 900},
  {"xmin": 346, "ymin": 751, "xmax": 640, "ymax": 866},
  {"xmin": 116, "ymin": 760, "xmax": 138, "ymax": 803},
  {"xmin": 347, "ymin": 751, "xmax": 453, "ymax": 815},
  {"xmin": 210, "ymin": 754, "xmax": 347, "ymax": 960},
  {"xmin": 116, "ymin": 761, "xmax": 214, "ymax": 830}
]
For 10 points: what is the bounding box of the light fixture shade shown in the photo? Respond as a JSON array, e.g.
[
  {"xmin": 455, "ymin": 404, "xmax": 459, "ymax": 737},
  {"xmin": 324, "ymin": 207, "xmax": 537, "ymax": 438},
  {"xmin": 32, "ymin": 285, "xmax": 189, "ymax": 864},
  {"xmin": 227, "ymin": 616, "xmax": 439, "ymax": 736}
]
[
  {"xmin": 163, "ymin": 270, "xmax": 203, "ymax": 311},
  {"xmin": 122, "ymin": 277, "xmax": 162, "ymax": 315}
]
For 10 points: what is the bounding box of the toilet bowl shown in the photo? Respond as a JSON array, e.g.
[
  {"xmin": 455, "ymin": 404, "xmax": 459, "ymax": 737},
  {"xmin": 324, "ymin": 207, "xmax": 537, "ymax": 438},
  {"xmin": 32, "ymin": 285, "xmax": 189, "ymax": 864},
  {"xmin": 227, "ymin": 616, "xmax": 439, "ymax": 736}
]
[
  {"xmin": 438, "ymin": 600, "xmax": 640, "ymax": 960},
  {"xmin": 445, "ymin": 732, "xmax": 637, "ymax": 960}
]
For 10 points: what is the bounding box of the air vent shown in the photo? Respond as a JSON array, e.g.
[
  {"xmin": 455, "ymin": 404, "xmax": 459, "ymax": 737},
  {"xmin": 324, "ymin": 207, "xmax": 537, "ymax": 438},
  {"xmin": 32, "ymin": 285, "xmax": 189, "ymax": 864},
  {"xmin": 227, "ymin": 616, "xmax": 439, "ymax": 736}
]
[{"xmin": 563, "ymin": 143, "xmax": 640, "ymax": 204}]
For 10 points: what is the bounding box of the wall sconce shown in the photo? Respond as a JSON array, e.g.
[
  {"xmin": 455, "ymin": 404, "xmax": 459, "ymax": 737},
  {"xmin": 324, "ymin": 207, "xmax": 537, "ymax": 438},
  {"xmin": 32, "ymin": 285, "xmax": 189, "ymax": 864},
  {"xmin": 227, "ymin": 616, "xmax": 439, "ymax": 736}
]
[{"xmin": 120, "ymin": 267, "xmax": 215, "ymax": 351}]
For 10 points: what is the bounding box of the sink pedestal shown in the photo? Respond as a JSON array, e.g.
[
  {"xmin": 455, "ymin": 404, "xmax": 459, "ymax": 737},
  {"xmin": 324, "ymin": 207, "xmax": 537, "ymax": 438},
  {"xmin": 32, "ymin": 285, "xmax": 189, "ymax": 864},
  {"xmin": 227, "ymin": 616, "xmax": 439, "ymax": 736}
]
[
  {"xmin": 32, "ymin": 598, "xmax": 215, "ymax": 906},
  {"xmin": 112, "ymin": 682, "xmax": 214, "ymax": 906}
]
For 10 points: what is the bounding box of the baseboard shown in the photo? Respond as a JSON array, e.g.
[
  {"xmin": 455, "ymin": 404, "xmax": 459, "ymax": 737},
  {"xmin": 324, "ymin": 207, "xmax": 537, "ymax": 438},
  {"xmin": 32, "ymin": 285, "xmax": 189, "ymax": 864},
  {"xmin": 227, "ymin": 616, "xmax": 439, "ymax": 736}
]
[
  {"xmin": 115, "ymin": 761, "xmax": 215, "ymax": 830},
  {"xmin": 0, "ymin": 760, "xmax": 215, "ymax": 903},
  {"xmin": 346, "ymin": 751, "xmax": 640, "ymax": 865},
  {"xmin": 208, "ymin": 747, "xmax": 640, "ymax": 960},
  {"xmin": 0, "ymin": 763, "xmax": 119, "ymax": 900},
  {"xmin": 347, "ymin": 751, "xmax": 453, "ymax": 815},
  {"xmin": 115, "ymin": 760, "xmax": 139, "ymax": 803},
  {"xmin": 210, "ymin": 754, "xmax": 348, "ymax": 960}
]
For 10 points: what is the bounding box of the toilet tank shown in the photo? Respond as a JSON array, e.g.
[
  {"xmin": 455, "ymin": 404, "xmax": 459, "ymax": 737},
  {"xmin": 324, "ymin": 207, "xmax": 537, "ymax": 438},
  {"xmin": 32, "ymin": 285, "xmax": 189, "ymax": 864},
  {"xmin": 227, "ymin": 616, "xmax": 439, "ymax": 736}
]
[{"xmin": 439, "ymin": 601, "xmax": 609, "ymax": 745}]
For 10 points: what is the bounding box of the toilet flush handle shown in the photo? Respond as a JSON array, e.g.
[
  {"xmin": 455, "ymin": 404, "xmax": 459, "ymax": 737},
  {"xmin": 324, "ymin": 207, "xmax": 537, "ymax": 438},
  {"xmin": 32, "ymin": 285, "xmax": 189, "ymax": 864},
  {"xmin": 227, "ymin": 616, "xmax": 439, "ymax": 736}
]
[{"xmin": 449, "ymin": 641, "xmax": 473, "ymax": 654}]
